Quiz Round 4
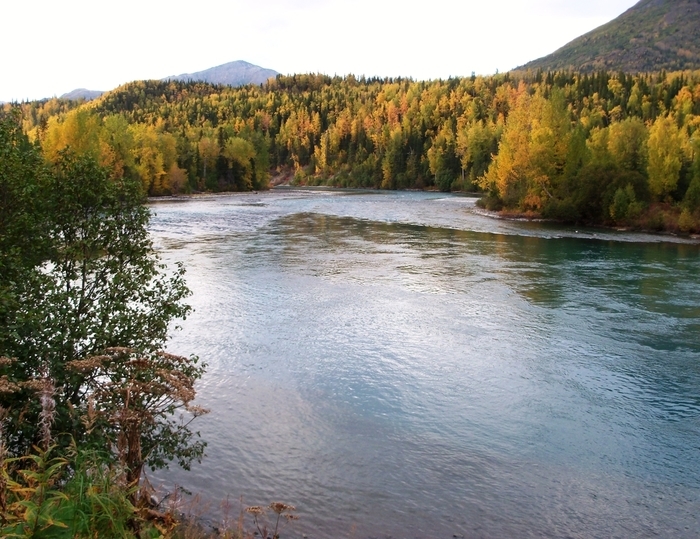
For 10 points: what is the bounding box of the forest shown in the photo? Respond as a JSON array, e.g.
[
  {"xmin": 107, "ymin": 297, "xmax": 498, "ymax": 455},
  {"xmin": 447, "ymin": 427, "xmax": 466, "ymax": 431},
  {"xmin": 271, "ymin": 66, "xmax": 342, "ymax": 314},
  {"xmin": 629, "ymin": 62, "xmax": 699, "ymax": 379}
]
[{"xmin": 4, "ymin": 69, "xmax": 700, "ymax": 232}]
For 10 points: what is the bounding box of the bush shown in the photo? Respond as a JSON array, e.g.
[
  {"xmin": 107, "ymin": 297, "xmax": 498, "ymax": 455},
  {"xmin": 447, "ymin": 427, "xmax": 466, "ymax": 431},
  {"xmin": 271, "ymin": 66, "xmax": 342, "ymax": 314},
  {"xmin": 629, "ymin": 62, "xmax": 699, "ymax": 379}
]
[
  {"xmin": 678, "ymin": 208, "xmax": 697, "ymax": 233},
  {"xmin": 476, "ymin": 194, "xmax": 504, "ymax": 211},
  {"xmin": 1, "ymin": 445, "xmax": 140, "ymax": 539},
  {"xmin": 435, "ymin": 171, "xmax": 453, "ymax": 192}
]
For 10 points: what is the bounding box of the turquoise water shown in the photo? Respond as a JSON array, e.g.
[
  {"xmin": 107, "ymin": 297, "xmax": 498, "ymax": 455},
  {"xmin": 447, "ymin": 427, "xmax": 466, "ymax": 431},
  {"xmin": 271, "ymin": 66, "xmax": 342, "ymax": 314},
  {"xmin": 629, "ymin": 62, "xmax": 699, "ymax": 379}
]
[{"xmin": 150, "ymin": 190, "xmax": 700, "ymax": 538}]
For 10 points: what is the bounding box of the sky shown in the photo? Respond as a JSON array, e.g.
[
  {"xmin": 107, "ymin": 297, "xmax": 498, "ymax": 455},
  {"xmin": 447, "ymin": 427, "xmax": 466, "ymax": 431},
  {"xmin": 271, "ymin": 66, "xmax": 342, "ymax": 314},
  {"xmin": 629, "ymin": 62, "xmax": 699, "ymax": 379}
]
[{"xmin": 1, "ymin": 0, "xmax": 640, "ymax": 102}]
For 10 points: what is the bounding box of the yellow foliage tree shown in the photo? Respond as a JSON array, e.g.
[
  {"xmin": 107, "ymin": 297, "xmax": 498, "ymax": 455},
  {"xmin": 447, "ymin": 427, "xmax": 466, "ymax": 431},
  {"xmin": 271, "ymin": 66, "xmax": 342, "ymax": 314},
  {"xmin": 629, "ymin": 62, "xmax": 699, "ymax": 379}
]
[
  {"xmin": 481, "ymin": 86, "xmax": 571, "ymax": 210},
  {"xmin": 131, "ymin": 124, "xmax": 168, "ymax": 195},
  {"xmin": 198, "ymin": 135, "xmax": 219, "ymax": 187},
  {"xmin": 480, "ymin": 85, "xmax": 535, "ymax": 205},
  {"xmin": 223, "ymin": 137, "xmax": 256, "ymax": 190},
  {"xmin": 607, "ymin": 118, "xmax": 648, "ymax": 173},
  {"xmin": 647, "ymin": 115, "xmax": 684, "ymax": 200}
]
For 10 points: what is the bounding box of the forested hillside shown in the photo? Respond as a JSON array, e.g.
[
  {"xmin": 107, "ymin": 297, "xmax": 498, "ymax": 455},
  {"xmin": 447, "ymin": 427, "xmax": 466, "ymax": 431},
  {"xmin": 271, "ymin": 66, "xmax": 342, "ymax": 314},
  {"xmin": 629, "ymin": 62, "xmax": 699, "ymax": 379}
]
[
  {"xmin": 520, "ymin": 0, "xmax": 700, "ymax": 73},
  {"xmin": 4, "ymin": 69, "xmax": 700, "ymax": 231}
]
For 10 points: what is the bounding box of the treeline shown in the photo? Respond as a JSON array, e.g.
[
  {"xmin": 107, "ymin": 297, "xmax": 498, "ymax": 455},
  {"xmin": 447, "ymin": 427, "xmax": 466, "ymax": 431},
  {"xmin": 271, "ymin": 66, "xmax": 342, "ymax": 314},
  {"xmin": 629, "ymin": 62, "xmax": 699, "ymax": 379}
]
[{"xmin": 5, "ymin": 69, "xmax": 700, "ymax": 230}]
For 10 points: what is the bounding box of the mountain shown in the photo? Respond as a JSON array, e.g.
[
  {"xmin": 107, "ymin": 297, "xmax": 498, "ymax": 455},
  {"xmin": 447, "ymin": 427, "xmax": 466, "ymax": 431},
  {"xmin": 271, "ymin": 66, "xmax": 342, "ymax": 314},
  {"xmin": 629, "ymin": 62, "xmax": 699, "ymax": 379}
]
[
  {"xmin": 164, "ymin": 60, "xmax": 279, "ymax": 86},
  {"xmin": 518, "ymin": 0, "xmax": 700, "ymax": 73},
  {"xmin": 60, "ymin": 88, "xmax": 105, "ymax": 101},
  {"xmin": 56, "ymin": 61, "xmax": 277, "ymax": 102}
]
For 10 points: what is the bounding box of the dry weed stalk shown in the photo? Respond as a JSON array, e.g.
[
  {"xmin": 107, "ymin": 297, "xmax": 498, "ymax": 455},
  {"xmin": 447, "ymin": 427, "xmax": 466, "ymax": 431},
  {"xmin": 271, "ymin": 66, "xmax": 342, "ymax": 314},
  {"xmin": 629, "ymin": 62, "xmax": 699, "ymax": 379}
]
[
  {"xmin": 36, "ymin": 373, "xmax": 56, "ymax": 452},
  {"xmin": 0, "ymin": 357, "xmax": 17, "ymax": 519},
  {"xmin": 245, "ymin": 502, "xmax": 298, "ymax": 539},
  {"xmin": 0, "ymin": 405, "xmax": 8, "ymax": 518},
  {"xmin": 68, "ymin": 347, "xmax": 208, "ymax": 496},
  {"xmin": 0, "ymin": 357, "xmax": 57, "ymax": 452}
]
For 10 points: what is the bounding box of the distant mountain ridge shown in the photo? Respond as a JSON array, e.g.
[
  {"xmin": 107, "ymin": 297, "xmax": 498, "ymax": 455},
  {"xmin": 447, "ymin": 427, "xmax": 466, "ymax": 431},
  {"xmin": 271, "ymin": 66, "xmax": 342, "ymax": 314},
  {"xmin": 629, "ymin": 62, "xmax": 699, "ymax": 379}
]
[
  {"xmin": 163, "ymin": 60, "xmax": 279, "ymax": 86},
  {"xmin": 518, "ymin": 0, "xmax": 700, "ymax": 73},
  {"xmin": 60, "ymin": 88, "xmax": 105, "ymax": 101},
  {"xmin": 57, "ymin": 60, "xmax": 278, "ymax": 102}
]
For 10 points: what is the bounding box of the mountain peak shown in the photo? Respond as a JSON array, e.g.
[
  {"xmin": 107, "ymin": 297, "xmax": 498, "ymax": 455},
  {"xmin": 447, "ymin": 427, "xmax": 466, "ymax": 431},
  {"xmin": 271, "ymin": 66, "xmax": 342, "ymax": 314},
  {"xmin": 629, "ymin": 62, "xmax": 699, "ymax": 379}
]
[
  {"xmin": 60, "ymin": 88, "xmax": 105, "ymax": 101},
  {"xmin": 518, "ymin": 0, "xmax": 700, "ymax": 73},
  {"xmin": 164, "ymin": 60, "xmax": 279, "ymax": 86}
]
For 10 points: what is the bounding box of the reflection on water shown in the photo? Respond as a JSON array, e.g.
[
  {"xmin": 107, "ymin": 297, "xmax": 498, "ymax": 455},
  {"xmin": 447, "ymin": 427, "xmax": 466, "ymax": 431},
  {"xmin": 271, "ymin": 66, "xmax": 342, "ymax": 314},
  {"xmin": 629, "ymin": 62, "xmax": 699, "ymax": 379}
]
[{"xmin": 150, "ymin": 190, "xmax": 700, "ymax": 538}]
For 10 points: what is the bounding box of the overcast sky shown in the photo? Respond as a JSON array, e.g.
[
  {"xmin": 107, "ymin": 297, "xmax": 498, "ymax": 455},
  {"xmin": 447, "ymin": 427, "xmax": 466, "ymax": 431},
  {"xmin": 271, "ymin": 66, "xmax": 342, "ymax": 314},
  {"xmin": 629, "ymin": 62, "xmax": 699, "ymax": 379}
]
[{"xmin": 1, "ymin": 0, "xmax": 639, "ymax": 102}]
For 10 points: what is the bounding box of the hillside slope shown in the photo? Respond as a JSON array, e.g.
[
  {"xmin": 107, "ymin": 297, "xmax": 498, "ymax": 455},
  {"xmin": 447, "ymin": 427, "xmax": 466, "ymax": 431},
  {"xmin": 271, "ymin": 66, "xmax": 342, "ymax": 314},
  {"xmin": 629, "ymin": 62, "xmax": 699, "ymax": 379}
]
[{"xmin": 519, "ymin": 0, "xmax": 700, "ymax": 73}]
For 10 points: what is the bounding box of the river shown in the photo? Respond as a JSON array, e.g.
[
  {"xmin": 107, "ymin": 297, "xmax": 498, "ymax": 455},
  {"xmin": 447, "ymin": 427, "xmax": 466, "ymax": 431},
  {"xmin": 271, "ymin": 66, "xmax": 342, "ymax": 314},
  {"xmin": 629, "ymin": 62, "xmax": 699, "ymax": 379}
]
[{"xmin": 149, "ymin": 189, "xmax": 700, "ymax": 539}]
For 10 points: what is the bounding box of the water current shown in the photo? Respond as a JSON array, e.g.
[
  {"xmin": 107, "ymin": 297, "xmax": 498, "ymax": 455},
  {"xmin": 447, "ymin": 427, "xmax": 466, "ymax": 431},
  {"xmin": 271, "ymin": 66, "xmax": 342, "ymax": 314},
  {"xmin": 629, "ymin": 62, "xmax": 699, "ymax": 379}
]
[{"xmin": 148, "ymin": 189, "xmax": 700, "ymax": 539}]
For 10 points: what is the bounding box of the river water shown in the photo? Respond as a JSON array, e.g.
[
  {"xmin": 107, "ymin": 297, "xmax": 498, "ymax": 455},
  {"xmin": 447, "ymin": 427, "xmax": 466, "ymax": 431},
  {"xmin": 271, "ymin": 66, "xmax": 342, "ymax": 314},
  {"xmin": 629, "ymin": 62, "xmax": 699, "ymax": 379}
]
[{"xmin": 149, "ymin": 190, "xmax": 700, "ymax": 539}]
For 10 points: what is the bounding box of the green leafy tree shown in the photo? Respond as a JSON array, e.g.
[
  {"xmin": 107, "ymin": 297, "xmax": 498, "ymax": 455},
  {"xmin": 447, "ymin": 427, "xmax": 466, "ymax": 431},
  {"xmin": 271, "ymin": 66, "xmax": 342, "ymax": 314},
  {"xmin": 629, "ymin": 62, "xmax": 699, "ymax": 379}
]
[
  {"xmin": 0, "ymin": 111, "xmax": 50, "ymax": 375},
  {"xmin": 0, "ymin": 114, "xmax": 205, "ymax": 483}
]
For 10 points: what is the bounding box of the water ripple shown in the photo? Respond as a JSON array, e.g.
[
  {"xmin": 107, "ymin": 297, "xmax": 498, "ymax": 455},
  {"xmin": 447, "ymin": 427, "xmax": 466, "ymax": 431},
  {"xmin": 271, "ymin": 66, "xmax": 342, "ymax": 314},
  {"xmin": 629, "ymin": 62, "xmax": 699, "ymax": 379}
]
[{"xmin": 150, "ymin": 190, "xmax": 700, "ymax": 538}]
